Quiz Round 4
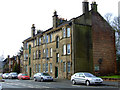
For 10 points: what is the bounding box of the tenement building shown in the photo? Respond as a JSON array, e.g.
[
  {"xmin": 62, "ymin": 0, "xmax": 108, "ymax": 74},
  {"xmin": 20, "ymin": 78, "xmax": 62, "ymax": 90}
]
[{"xmin": 22, "ymin": 1, "xmax": 117, "ymax": 79}]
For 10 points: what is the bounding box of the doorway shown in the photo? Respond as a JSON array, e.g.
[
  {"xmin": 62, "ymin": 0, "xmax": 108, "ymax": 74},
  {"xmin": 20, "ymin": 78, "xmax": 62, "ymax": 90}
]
[
  {"xmin": 55, "ymin": 67, "xmax": 58, "ymax": 78},
  {"xmin": 29, "ymin": 67, "xmax": 31, "ymax": 77}
]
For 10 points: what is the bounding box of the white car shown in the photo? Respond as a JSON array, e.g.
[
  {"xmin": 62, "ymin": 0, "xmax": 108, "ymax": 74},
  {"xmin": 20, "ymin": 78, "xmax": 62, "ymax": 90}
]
[
  {"xmin": 34, "ymin": 73, "xmax": 53, "ymax": 82},
  {"xmin": 2, "ymin": 73, "xmax": 9, "ymax": 79},
  {"xmin": 71, "ymin": 72, "xmax": 103, "ymax": 86}
]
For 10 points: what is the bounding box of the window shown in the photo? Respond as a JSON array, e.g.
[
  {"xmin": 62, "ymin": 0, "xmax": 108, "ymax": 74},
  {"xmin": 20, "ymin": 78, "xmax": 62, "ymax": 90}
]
[
  {"xmin": 39, "ymin": 64, "xmax": 41, "ymax": 72},
  {"xmin": 63, "ymin": 62, "xmax": 66, "ymax": 72},
  {"xmin": 29, "ymin": 45, "xmax": 31, "ymax": 54},
  {"xmin": 46, "ymin": 35, "xmax": 48, "ymax": 43},
  {"xmin": 43, "ymin": 49, "xmax": 45, "ymax": 57},
  {"xmin": 26, "ymin": 53, "xmax": 28, "ymax": 59},
  {"xmin": 50, "ymin": 34, "xmax": 52, "ymax": 42},
  {"xmin": 50, "ymin": 48, "xmax": 52, "ymax": 57},
  {"xmin": 36, "ymin": 64, "xmax": 37, "ymax": 72},
  {"xmin": 39, "ymin": 37, "xmax": 41, "ymax": 45},
  {"xmin": 50, "ymin": 63, "xmax": 52, "ymax": 72},
  {"xmin": 67, "ymin": 28, "xmax": 70, "ymax": 37},
  {"xmin": 26, "ymin": 43, "xmax": 28, "ymax": 49},
  {"xmin": 46, "ymin": 48, "xmax": 48, "ymax": 57},
  {"xmin": 56, "ymin": 53, "xmax": 59, "ymax": 62},
  {"xmin": 33, "ymin": 52, "xmax": 35, "ymax": 59},
  {"xmin": 94, "ymin": 65, "xmax": 99, "ymax": 71},
  {"xmin": 24, "ymin": 43, "xmax": 26, "ymax": 50},
  {"xmin": 67, "ymin": 44, "xmax": 70, "ymax": 54},
  {"xmin": 36, "ymin": 50, "xmax": 38, "ymax": 59},
  {"xmin": 56, "ymin": 36, "xmax": 59, "ymax": 48},
  {"xmin": 43, "ymin": 36, "xmax": 45, "ymax": 43},
  {"xmin": 24, "ymin": 54, "xmax": 25, "ymax": 60},
  {"xmin": 63, "ymin": 28, "xmax": 66, "ymax": 38},
  {"xmin": 67, "ymin": 62, "xmax": 70, "ymax": 73},
  {"xmin": 43, "ymin": 64, "xmax": 45, "ymax": 72},
  {"xmin": 63, "ymin": 45, "xmax": 66, "ymax": 55},
  {"xmin": 36, "ymin": 37, "xmax": 38, "ymax": 46},
  {"xmin": 46, "ymin": 63, "xmax": 48, "ymax": 72},
  {"xmin": 39, "ymin": 50, "xmax": 41, "ymax": 59}
]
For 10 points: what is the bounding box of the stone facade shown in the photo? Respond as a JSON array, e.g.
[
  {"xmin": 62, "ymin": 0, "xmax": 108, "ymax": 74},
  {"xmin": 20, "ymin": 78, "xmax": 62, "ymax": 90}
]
[{"xmin": 22, "ymin": 1, "xmax": 117, "ymax": 79}]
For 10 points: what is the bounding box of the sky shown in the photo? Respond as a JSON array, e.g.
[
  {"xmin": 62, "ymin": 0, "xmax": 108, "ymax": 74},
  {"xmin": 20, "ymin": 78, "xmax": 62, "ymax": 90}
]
[{"xmin": 0, "ymin": 0, "xmax": 119, "ymax": 58}]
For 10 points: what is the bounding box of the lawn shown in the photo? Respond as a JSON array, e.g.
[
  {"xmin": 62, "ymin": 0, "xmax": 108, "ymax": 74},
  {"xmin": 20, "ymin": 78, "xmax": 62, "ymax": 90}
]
[{"xmin": 100, "ymin": 75, "xmax": 120, "ymax": 78}]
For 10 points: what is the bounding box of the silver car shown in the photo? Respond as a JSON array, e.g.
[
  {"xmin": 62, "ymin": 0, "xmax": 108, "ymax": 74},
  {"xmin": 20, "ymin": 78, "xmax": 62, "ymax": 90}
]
[
  {"xmin": 34, "ymin": 73, "xmax": 53, "ymax": 82},
  {"xmin": 71, "ymin": 72, "xmax": 103, "ymax": 86},
  {"xmin": 8, "ymin": 72, "xmax": 18, "ymax": 79}
]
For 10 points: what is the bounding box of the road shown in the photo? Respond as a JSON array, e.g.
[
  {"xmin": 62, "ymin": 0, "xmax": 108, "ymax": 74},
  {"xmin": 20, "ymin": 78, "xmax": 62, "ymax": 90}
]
[{"xmin": 0, "ymin": 79, "xmax": 119, "ymax": 89}]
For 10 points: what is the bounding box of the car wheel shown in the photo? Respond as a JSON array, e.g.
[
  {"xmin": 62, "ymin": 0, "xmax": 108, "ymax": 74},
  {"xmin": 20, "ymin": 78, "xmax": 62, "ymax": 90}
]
[
  {"xmin": 34, "ymin": 77, "xmax": 37, "ymax": 81},
  {"xmin": 72, "ymin": 80, "xmax": 76, "ymax": 85},
  {"xmin": 41, "ymin": 78, "xmax": 44, "ymax": 82},
  {"xmin": 86, "ymin": 80, "xmax": 90, "ymax": 86}
]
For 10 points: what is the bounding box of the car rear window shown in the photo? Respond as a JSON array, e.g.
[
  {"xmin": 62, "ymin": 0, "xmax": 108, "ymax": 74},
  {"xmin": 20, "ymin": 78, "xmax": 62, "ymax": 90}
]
[
  {"xmin": 42, "ymin": 73, "xmax": 50, "ymax": 76},
  {"xmin": 22, "ymin": 74, "xmax": 27, "ymax": 76}
]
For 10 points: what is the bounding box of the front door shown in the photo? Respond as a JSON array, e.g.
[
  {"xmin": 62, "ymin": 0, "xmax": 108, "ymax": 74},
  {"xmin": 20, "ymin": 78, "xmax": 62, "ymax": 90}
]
[
  {"xmin": 55, "ymin": 67, "xmax": 58, "ymax": 78},
  {"xmin": 29, "ymin": 67, "xmax": 31, "ymax": 77}
]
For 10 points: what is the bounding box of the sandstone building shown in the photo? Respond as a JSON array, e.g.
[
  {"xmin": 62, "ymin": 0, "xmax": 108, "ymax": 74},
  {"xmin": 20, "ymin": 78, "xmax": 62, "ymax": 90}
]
[{"xmin": 22, "ymin": 1, "xmax": 117, "ymax": 79}]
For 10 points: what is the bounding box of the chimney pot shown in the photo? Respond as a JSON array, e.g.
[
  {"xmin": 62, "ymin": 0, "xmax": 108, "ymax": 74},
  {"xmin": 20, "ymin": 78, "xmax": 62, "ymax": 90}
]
[{"xmin": 91, "ymin": 1, "xmax": 98, "ymax": 12}]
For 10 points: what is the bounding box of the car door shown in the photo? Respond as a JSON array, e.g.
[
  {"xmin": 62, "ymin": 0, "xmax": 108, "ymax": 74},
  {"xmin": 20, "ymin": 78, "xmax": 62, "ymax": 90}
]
[
  {"xmin": 73, "ymin": 73, "xmax": 80, "ymax": 83},
  {"xmin": 36, "ymin": 73, "xmax": 41, "ymax": 81},
  {"xmin": 79, "ymin": 73, "xmax": 86, "ymax": 83}
]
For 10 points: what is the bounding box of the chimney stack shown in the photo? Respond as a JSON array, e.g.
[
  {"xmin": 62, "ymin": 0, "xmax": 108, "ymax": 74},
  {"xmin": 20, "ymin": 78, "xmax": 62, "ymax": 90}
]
[
  {"xmin": 82, "ymin": 0, "xmax": 89, "ymax": 14},
  {"xmin": 91, "ymin": 1, "xmax": 98, "ymax": 12},
  {"xmin": 53, "ymin": 10, "xmax": 58, "ymax": 29},
  {"xmin": 31, "ymin": 24, "xmax": 35, "ymax": 37}
]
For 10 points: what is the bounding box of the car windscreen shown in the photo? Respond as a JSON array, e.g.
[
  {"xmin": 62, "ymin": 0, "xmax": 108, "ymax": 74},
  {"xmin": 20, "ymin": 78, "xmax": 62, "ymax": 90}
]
[
  {"xmin": 84, "ymin": 73, "xmax": 95, "ymax": 77},
  {"xmin": 12, "ymin": 73, "xmax": 17, "ymax": 75},
  {"xmin": 42, "ymin": 73, "xmax": 50, "ymax": 76}
]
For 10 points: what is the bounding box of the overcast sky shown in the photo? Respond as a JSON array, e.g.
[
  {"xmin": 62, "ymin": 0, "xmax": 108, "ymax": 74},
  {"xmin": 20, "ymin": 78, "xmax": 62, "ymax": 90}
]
[{"xmin": 0, "ymin": 0, "xmax": 119, "ymax": 58}]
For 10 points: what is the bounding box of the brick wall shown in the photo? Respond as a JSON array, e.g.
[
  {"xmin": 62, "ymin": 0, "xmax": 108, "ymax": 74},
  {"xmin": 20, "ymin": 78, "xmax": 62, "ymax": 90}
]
[{"xmin": 92, "ymin": 12, "xmax": 117, "ymax": 75}]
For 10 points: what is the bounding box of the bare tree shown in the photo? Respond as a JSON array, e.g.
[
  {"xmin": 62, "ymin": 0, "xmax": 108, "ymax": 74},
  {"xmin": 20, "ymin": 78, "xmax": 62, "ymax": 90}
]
[
  {"xmin": 104, "ymin": 13, "xmax": 120, "ymax": 52},
  {"xmin": 112, "ymin": 17, "xmax": 120, "ymax": 52},
  {"xmin": 104, "ymin": 13, "xmax": 120, "ymax": 73},
  {"xmin": 104, "ymin": 13, "xmax": 113, "ymax": 24}
]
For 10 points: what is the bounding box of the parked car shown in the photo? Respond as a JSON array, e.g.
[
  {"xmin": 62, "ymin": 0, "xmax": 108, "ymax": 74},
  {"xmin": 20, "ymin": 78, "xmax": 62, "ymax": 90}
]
[
  {"xmin": 8, "ymin": 72, "xmax": 18, "ymax": 79},
  {"xmin": 71, "ymin": 72, "xmax": 103, "ymax": 86},
  {"xmin": 2, "ymin": 73, "xmax": 9, "ymax": 79},
  {"xmin": 34, "ymin": 73, "xmax": 53, "ymax": 82},
  {"xmin": 0, "ymin": 73, "xmax": 3, "ymax": 77},
  {"xmin": 18, "ymin": 73, "xmax": 30, "ymax": 80}
]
